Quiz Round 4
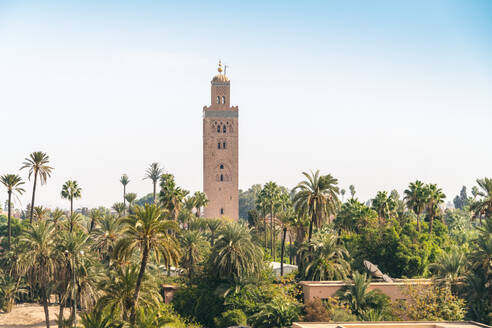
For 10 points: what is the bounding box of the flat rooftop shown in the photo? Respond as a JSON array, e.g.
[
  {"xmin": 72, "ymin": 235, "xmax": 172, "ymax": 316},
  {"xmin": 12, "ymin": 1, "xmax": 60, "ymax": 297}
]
[{"xmin": 292, "ymin": 322, "xmax": 490, "ymax": 328}]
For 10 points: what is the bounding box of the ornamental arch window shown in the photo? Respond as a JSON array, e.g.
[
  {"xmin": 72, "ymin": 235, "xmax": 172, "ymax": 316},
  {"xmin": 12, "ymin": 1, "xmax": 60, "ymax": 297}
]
[
  {"xmin": 223, "ymin": 142, "xmax": 226, "ymax": 149},
  {"xmin": 222, "ymin": 96, "xmax": 226, "ymax": 104},
  {"xmin": 223, "ymin": 125, "xmax": 226, "ymax": 133},
  {"xmin": 217, "ymin": 96, "xmax": 220, "ymax": 104},
  {"xmin": 220, "ymin": 164, "xmax": 224, "ymax": 169},
  {"xmin": 220, "ymin": 174, "xmax": 224, "ymax": 181},
  {"xmin": 217, "ymin": 125, "xmax": 221, "ymax": 133}
]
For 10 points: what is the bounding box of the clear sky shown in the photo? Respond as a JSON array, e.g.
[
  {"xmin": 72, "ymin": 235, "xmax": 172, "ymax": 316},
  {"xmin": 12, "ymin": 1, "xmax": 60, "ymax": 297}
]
[{"xmin": 1, "ymin": 0, "xmax": 491, "ymax": 210}]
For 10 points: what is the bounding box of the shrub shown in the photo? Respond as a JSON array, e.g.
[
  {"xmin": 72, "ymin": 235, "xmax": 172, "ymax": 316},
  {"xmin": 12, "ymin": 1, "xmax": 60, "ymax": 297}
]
[
  {"xmin": 214, "ymin": 309, "xmax": 247, "ymax": 328},
  {"xmin": 394, "ymin": 284, "xmax": 466, "ymax": 321},
  {"xmin": 249, "ymin": 296, "xmax": 300, "ymax": 328},
  {"xmin": 303, "ymin": 298, "xmax": 330, "ymax": 322}
]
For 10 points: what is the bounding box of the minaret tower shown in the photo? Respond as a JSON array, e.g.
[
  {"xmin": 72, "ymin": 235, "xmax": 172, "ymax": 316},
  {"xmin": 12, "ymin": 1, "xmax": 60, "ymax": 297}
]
[{"xmin": 203, "ymin": 61, "xmax": 239, "ymax": 220}]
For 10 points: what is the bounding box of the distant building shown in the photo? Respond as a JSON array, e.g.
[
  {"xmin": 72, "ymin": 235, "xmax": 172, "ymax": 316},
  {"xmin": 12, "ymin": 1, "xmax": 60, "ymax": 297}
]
[{"xmin": 203, "ymin": 61, "xmax": 239, "ymax": 220}]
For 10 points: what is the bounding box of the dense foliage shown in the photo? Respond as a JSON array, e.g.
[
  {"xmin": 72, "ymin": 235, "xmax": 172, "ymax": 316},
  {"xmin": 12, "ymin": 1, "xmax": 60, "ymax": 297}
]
[{"xmin": 1, "ymin": 152, "xmax": 492, "ymax": 327}]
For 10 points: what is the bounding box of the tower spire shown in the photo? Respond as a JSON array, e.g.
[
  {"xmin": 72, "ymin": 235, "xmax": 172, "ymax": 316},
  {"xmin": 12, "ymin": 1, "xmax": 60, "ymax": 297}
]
[{"xmin": 218, "ymin": 60, "xmax": 223, "ymax": 73}]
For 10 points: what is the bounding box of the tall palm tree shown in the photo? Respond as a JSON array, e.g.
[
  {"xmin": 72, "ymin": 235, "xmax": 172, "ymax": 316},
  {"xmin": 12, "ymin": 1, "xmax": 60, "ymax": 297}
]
[
  {"xmin": 61, "ymin": 180, "xmax": 82, "ymax": 227},
  {"xmin": 300, "ymin": 232, "xmax": 351, "ymax": 280},
  {"xmin": 426, "ymin": 184, "xmax": 446, "ymax": 233},
  {"xmin": 20, "ymin": 151, "xmax": 53, "ymax": 224},
  {"xmin": 114, "ymin": 204, "xmax": 180, "ymax": 324},
  {"xmin": 210, "ymin": 222, "xmax": 263, "ymax": 284},
  {"xmin": 0, "ymin": 174, "xmax": 25, "ymax": 249},
  {"xmin": 20, "ymin": 221, "xmax": 57, "ymax": 328},
  {"xmin": 471, "ymin": 216, "xmax": 492, "ymax": 306},
  {"xmin": 340, "ymin": 189, "xmax": 346, "ymax": 202},
  {"xmin": 256, "ymin": 191, "xmax": 268, "ymax": 250},
  {"xmin": 293, "ymin": 170, "xmax": 339, "ymax": 243},
  {"xmin": 50, "ymin": 208, "xmax": 66, "ymax": 229},
  {"xmin": 193, "ymin": 191, "xmax": 208, "ymax": 217},
  {"xmin": 278, "ymin": 205, "xmax": 295, "ymax": 276},
  {"xmin": 120, "ymin": 174, "xmax": 130, "ymax": 214},
  {"xmin": 261, "ymin": 182, "xmax": 282, "ymax": 258},
  {"xmin": 143, "ymin": 163, "xmax": 162, "ymax": 203},
  {"xmin": 471, "ymin": 177, "xmax": 492, "ymax": 222},
  {"xmin": 404, "ymin": 180, "xmax": 428, "ymax": 232}
]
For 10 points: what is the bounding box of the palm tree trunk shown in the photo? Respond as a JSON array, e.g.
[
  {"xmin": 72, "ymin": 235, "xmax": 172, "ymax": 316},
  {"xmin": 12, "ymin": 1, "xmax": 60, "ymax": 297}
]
[
  {"xmin": 30, "ymin": 172, "xmax": 38, "ymax": 224},
  {"xmin": 72, "ymin": 258, "xmax": 77, "ymax": 328},
  {"xmin": 289, "ymin": 233, "xmax": 292, "ymax": 264},
  {"xmin": 416, "ymin": 212, "xmax": 421, "ymax": 232},
  {"xmin": 153, "ymin": 181, "xmax": 156, "ymax": 203},
  {"xmin": 7, "ymin": 191, "xmax": 12, "ymax": 250},
  {"xmin": 130, "ymin": 244, "xmax": 149, "ymax": 324},
  {"xmin": 280, "ymin": 227, "xmax": 287, "ymax": 276},
  {"xmin": 58, "ymin": 295, "xmax": 64, "ymax": 328},
  {"xmin": 263, "ymin": 214, "xmax": 267, "ymax": 250},
  {"xmin": 429, "ymin": 214, "xmax": 434, "ymax": 234},
  {"xmin": 270, "ymin": 204, "xmax": 274, "ymax": 258},
  {"xmin": 42, "ymin": 288, "xmax": 50, "ymax": 328},
  {"xmin": 123, "ymin": 186, "xmax": 126, "ymax": 216},
  {"xmin": 70, "ymin": 198, "xmax": 74, "ymax": 232}
]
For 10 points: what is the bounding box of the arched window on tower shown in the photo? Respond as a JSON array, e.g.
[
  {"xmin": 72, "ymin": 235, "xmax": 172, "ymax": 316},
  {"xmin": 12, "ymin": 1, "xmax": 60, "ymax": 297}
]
[
  {"xmin": 223, "ymin": 142, "xmax": 226, "ymax": 149},
  {"xmin": 220, "ymin": 208, "xmax": 224, "ymax": 215},
  {"xmin": 217, "ymin": 125, "xmax": 221, "ymax": 133},
  {"xmin": 223, "ymin": 125, "xmax": 226, "ymax": 133},
  {"xmin": 222, "ymin": 96, "xmax": 226, "ymax": 104},
  {"xmin": 217, "ymin": 142, "xmax": 221, "ymax": 149},
  {"xmin": 217, "ymin": 96, "xmax": 220, "ymax": 104},
  {"xmin": 220, "ymin": 164, "xmax": 224, "ymax": 169},
  {"xmin": 220, "ymin": 174, "xmax": 224, "ymax": 181}
]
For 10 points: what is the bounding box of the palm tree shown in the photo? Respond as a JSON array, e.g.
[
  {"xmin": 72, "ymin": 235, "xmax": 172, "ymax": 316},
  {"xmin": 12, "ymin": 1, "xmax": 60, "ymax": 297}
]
[
  {"xmin": 210, "ymin": 222, "xmax": 263, "ymax": 284},
  {"xmin": 125, "ymin": 193, "xmax": 137, "ymax": 214},
  {"xmin": 404, "ymin": 180, "xmax": 428, "ymax": 232},
  {"xmin": 97, "ymin": 265, "xmax": 162, "ymax": 321},
  {"xmin": 260, "ymin": 182, "xmax": 282, "ymax": 258},
  {"xmin": 206, "ymin": 218, "xmax": 222, "ymax": 246},
  {"xmin": 180, "ymin": 230, "xmax": 208, "ymax": 278},
  {"xmin": 159, "ymin": 173, "xmax": 188, "ymax": 220},
  {"xmin": 193, "ymin": 191, "xmax": 208, "ymax": 217},
  {"xmin": 471, "ymin": 177, "xmax": 492, "ymax": 222},
  {"xmin": 0, "ymin": 174, "xmax": 25, "ymax": 249},
  {"xmin": 337, "ymin": 271, "xmax": 379, "ymax": 316},
  {"xmin": 92, "ymin": 214, "xmax": 122, "ymax": 265},
  {"xmin": 112, "ymin": 202, "xmax": 126, "ymax": 218},
  {"xmin": 256, "ymin": 191, "xmax": 268, "ymax": 250},
  {"xmin": 143, "ymin": 163, "xmax": 162, "ymax": 203},
  {"xmin": 88, "ymin": 208, "xmax": 105, "ymax": 233},
  {"xmin": 20, "ymin": 221, "xmax": 57, "ymax": 328},
  {"xmin": 341, "ymin": 189, "xmax": 346, "ymax": 202},
  {"xmin": 371, "ymin": 191, "xmax": 394, "ymax": 223},
  {"xmin": 349, "ymin": 185, "xmax": 356, "ymax": 199},
  {"xmin": 471, "ymin": 216, "xmax": 492, "ymax": 306},
  {"xmin": 430, "ymin": 248, "xmax": 468, "ymax": 286},
  {"xmin": 426, "ymin": 184, "xmax": 446, "ymax": 233},
  {"xmin": 300, "ymin": 232, "xmax": 351, "ymax": 280},
  {"xmin": 278, "ymin": 205, "xmax": 295, "ymax": 276},
  {"xmin": 20, "ymin": 151, "xmax": 53, "ymax": 224},
  {"xmin": 61, "ymin": 180, "xmax": 82, "ymax": 227},
  {"xmin": 293, "ymin": 170, "xmax": 339, "ymax": 243},
  {"xmin": 120, "ymin": 174, "xmax": 130, "ymax": 214},
  {"xmin": 114, "ymin": 204, "xmax": 180, "ymax": 324},
  {"xmin": 33, "ymin": 206, "xmax": 50, "ymax": 221}
]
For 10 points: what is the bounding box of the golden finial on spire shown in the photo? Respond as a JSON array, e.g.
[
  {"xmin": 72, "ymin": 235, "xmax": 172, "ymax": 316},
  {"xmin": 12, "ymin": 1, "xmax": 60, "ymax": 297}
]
[{"xmin": 218, "ymin": 60, "xmax": 223, "ymax": 73}]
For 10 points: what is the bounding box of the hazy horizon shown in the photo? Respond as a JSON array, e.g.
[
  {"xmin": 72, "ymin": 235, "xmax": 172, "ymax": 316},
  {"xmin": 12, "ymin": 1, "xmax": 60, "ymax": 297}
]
[{"xmin": 1, "ymin": 0, "xmax": 491, "ymax": 211}]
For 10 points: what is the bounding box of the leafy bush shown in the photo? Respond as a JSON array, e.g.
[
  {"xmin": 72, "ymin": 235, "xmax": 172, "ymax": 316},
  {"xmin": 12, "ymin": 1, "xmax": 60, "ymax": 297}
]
[
  {"xmin": 394, "ymin": 284, "xmax": 466, "ymax": 321},
  {"xmin": 214, "ymin": 309, "xmax": 247, "ymax": 328},
  {"xmin": 249, "ymin": 296, "xmax": 300, "ymax": 328},
  {"xmin": 303, "ymin": 298, "xmax": 330, "ymax": 322}
]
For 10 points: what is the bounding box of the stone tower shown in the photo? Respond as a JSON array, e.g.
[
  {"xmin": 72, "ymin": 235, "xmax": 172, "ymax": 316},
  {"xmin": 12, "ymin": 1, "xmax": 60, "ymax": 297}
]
[{"xmin": 203, "ymin": 61, "xmax": 239, "ymax": 220}]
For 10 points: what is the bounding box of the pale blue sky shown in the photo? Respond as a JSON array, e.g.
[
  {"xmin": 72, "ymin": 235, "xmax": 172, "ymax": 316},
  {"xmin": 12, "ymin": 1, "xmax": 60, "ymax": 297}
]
[{"xmin": 1, "ymin": 0, "xmax": 491, "ymax": 209}]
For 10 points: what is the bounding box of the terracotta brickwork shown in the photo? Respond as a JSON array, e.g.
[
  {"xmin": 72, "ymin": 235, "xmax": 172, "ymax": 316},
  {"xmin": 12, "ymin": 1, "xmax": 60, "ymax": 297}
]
[{"xmin": 202, "ymin": 63, "xmax": 239, "ymax": 220}]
